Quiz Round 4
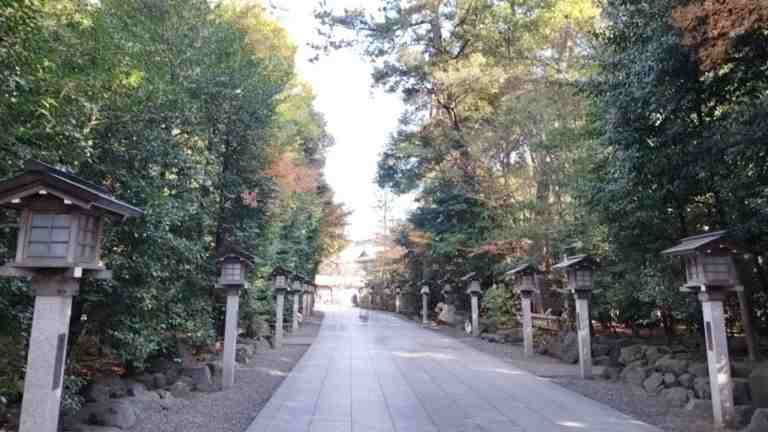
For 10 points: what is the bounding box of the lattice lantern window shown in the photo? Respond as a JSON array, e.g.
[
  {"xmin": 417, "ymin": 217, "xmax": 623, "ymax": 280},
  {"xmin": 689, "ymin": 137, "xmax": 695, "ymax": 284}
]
[{"xmin": 217, "ymin": 255, "xmax": 248, "ymax": 287}]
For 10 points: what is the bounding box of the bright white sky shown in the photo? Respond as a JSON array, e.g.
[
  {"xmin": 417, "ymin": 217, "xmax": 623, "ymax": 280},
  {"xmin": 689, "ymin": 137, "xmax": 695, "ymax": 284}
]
[{"xmin": 271, "ymin": 0, "xmax": 414, "ymax": 241}]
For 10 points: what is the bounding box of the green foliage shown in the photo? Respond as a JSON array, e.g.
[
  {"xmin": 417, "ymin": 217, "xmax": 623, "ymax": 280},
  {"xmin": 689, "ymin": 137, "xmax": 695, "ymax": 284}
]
[
  {"xmin": 0, "ymin": 0, "xmax": 346, "ymax": 384},
  {"xmin": 61, "ymin": 375, "xmax": 86, "ymax": 416},
  {"xmin": 482, "ymin": 285, "xmax": 519, "ymax": 328}
]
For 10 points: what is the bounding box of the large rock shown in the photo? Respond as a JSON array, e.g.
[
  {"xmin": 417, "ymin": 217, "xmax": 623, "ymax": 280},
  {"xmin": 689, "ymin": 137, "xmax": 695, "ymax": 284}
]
[
  {"xmin": 678, "ymin": 373, "xmax": 694, "ymax": 389},
  {"xmin": 619, "ymin": 345, "xmax": 644, "ymax": 366},
  {"xmin": 746, "ymin": 408, "xmax": 768, "ymax": 432},
  {"xmin": 85, "ymin": 377, "xmax": 128, "ymax": 403},
  {"xmin": 643, "ymin": 372, "xmax": 664, "ymax": 394},
  {"xmin": 558, "ymin": 331, "xmax": 579, "ymax": 364},
  {"xmin": 688, "ymin": 362, "xmax": 708, "ymax": 378},
  {"xmin": 734, "ymin": 378, "xmax": 752, "ymax": 405},
  {"xmin": 126, "ymin": 382, "xmax": 157, "ymax": 400},
  {"xmin": 663, "ymin": 373, "xmax": 677, "ymax": 387},
  {"xmin": 734, "ymin": 405, "xmax": 756, "ymax": 429},
  {"xmin": 181, "ymin": 365, "xmax": 212, "ymax": 390},
  {"xmin": 601, "ymin": 366, "xmax": 621, "ymax": 382},
  {"xmin": 236, "ymin": 345, "xmax": 257, "ymax": 364},
  {"xmin": 81, "ymin": 401, "xmax": 138, "ymax": 429},
  {"xmin": 592, "ymin": 344, "xmax": 611, "ymax": 357},
  {"xmin": 654, "ymin": 355, "xmax": 689, "ymax": 375},
  {"xmin": 661, "ymin": 387, "xmax": 692, "ymax": 408},
  {"xmin": 169, "ymin": 381, "xmax": 193, "ymax": 399},
  {"xmin": 684, "ymin": 398, "xmax": 712, "ymax": 417},
  {"xmin": 621, "ymin": 366, "xmax": 649, "ymax": 387},
  {"xmin": 750, "ymin": 367, "xmax": 768, "ymax": 408},
  {"xmin": 644, "ymin": 346, "xmax": 666, "ymax": 366},
  {"xmin": 693, "ymin": 377, "xmax": 711, "ymax": 400},
  {"xmin": 498, "ymin": 328, "xmax": 523, "ymax": 344}
]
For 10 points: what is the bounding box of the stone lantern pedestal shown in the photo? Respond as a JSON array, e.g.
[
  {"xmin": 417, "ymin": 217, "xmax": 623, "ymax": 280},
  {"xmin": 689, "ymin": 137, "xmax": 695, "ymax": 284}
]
[
  {"xmin": 274, "ymin": 289, "xmax": 286, "ymax": 347},
  {"xmin": 290, "ymin": 282, "xmax": 301, "ymax": 332},
  {"xmin": 222, "ymin": 288, "xmax": 240, "ymax": 389},
  {"xmin": 395, "ymin": 289, "xmax": 401, "ymax": 314},
  {"xmin": 700, "ymin": 290, "xmax": 735, "ymax": 426},
  {"xmin": 520, "ymin": 290, "xmax": 535, "ymax": 358},
  {"xmin": 574, "ymin": 290, "xmax": 592, "ymax": 379},
  {"xmin": 466, "ymin": 281, "xmax": 482, "ymax": 337},
  {"xmin": 420, "ymin": 286, "xmax": 430, "ymax": 324}
]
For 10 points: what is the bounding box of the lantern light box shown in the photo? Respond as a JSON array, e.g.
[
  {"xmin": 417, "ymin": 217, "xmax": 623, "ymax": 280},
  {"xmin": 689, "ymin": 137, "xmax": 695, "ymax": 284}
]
[
  {"xmin": 216, "ymin": 252, "xmax": 254, "ymax": 288},
  {"xmin": 552, "ymin": 255, "xmax": 597, "ymax": 292},
  {"xmin": 661, "ymin": 230, "xmax": 740, "ymax": 291},
  {"xmin": 504, "ymin": 263, "xmax": 542, "ymax": 293},
  {"xmin": 0, "ymin": 160, "xmax": 143, "ymax": 272}
]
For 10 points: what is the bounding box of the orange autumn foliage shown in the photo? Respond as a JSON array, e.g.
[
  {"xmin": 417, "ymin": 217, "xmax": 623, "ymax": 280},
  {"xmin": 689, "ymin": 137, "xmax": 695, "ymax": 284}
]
[
  {"xmin": 673, "ymin": 0, "xmax": 768, "ymax": 71},
  {"xmin": 266, "ymin": 154, "xmax": 318, "ymax": 194}
]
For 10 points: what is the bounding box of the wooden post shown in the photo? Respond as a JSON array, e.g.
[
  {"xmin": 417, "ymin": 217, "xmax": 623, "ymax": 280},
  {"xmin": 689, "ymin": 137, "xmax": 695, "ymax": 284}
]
[
  {"xmin": 574, "ymin": 290, "xmax": 592, "ymax": 379},
  {"xmin": 395, "ymin": 292, "xmax": 401, "ymax": 314},
  {"xmin": 700, "ymin": 291, "xmax": 735, "ymax": 427},
  {"xmin": 222, "ymin": 289, "xmax": 239, "ymax": 389},
  {"xmin": 274, "ymin": 291, "xmax": 285, "ymax": 348},
  {"xmin": 422, "ymin": 294, "xmax": 428, "ymax": 324},
  {"xmin": 19, "ymin": 274, "xmax": 79, "ymax": 432},
  {"xmin": 521, "ymin": 291, "xmax": 534, "ymax": 358}
]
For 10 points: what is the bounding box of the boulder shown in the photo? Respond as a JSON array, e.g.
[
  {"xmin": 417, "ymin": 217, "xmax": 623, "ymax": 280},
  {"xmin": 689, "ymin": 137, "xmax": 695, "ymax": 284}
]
[
  {"xmin": 481, "ymin": 333, "xmax": 503, "ymax": 343},
  {"xmin": 85, "ymin": 377, "xmax": 128, "ymax": 403},
  {"xmin": 601, "ymin": 366, "xmax": 621, "ymax": 382},
  {"xmin": 750, "ymin": 366, "xmax": 768, "ymax": 408},
  {"xmin": 654, "ymin": 355, "xmax": 689, "ymax": 375},
  {"xmin": 152, "ymin": 373, "xmax": 167, "ymax": 389},
  {"xmin": 169, "ymin": 381, "xmax": 192, "ymax": 399},
  {"xmin": 619, "ymin": 345, "xmax": 644, "ymax": 366},
  {"xmin": 688, "ymin": 363, "xmax": 708, "ymax": 378},
  {"xmin": 126, "ymin": 382, "xmax": 156, "ymax": 400},
  {"xmin": 133, "ymin": 373, "xmax": 155, "ymax": 389},
  {"xmin": 82, "ymin": 401, "xmax": 138, "ymax": 429},
  {"xmin": 684, "ymin": 398, "xmax": 712, "ymax": 417},
  {"xmin": 732, "ymin": 362, "xmax": 753, "ymax": 379},
  {"xmin": 592, "ymin": 344, "xmax": 610, "ymax": 357},
  {"xmin": 746, "ymin": 408, "xmax": 768, "ymax": 432},
  {"xmin": 594, "ymin": 356, "xmax": 612, "ymax": 366},
  {"xmin": 734, "ymin": 405, "xmax": 756, "ymax": 429},
  {"xmin": 156, "ymin": 390, "xmax": 173, "ymax": 400},
  {"xmin": 498, "ymin": 328, "xmax": 523, "ymax": 344},
  {"xmin": 621, "ymin": 366, "xmax": 648, "ymax": 387},
  {"xmin": 733, "ymin": 377, "xmax": 752, "ymax": 405},
  {"xmin": 643, "ymin": 372, "xmax": 664, "ymax": 394},
  {"xmin": 644, "ymin": 346, "xmax": 666, "ymax": 366},
  {"xmin": 181, "ymin": 365, "xmax": 212, "ymax": 390},
  {"xmin": 661, "ymin": 387, "xmax": 692, "ymax": 408},
  {"xmin": 693, "ymin": 377, "xmax": 711, "ymax": 400},
  {"xmin": 558, "ymin": 331, "xmax": 579, "ymax": 364},
  {"xmin": 663, "ymin": 373, "xmax": 677, "ymax": 387},
  {"xmin": 437, "ymin": 304, "xmax": 459, "ymax": 325},
  {"xmin": 236, "ymin": 345, "xmax": 257, "ymax": 364},
  {"xmin": 678, "ymin": 373, "xmax": 694, "ymax": 389}
]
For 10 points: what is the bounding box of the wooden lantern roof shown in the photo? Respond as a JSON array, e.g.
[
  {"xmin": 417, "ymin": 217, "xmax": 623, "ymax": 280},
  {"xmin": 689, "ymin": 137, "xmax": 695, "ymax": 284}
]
[
  {"xmin": 269, "ymin": 265, "xmax": 294, "ymax": 279},
  {"xmin": 217, "ymin": 244, "xmax": 256, "ymax": 268},
  {"xmin": 661, "ymin": 230, "xmax": 738, "ymax": 257},
  {"xmin": 552, "ymin": 254, "xmax": 598, "ymax": 271},
  {"xmin": 0, "ymin": 160, "xmax": 143, "ymax": 219},
  {"xmin": 504, "ymin": 263, "xmax": 542, "ymax": 279},
  {"xmin": 460, "ymin": 272, "xmax": 477, "ymax": 282}
]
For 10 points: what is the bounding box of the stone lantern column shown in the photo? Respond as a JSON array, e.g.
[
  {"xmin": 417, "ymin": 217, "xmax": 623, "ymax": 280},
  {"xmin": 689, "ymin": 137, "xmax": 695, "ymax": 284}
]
[
  {"xmin": 699, "ymin": 290, "xmax": 735, "ymax": 426},
  {"xmin": 520, "ymin": 290, "xmax": 534, "ymax": 358},
  {"xmin": 291, "ymin": 282, "xmax": 301, "ymax": 332},
  {"xmin": 222, "ymin": 287, "xmax": 240, "ymax": 389},
  {"xmin": 574, "ymin": 290, "xmax": 592, "ymax": 379},
  {"xmin": 274, "ymin": 288, "xmax": 286, "ymax": 348},
  {"xmin": 395, "ymin": 289, "xmax": 401, "ymax": 314},
  {"xmin": 20, "ymin": 273, "xmax": 79, "ymax": 432},
  {"xmin": 466, "ymin": 281, "xmax": 482, "ymax": 337},
  {"xmin": 420, "ymin": 286, "xmax": 430, "ymax": 324}
]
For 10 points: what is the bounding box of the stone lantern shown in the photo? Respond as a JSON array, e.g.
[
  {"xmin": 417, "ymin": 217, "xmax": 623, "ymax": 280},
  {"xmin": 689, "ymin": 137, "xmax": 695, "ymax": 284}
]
[
  {"xmin": 216, "ymin": 250, "xmax": 253, "ymax": 389},
  {"xmin": 662, "ymin": 230, "xmax": 741, "ymax": 427},
  {"xmin": 289, "ymin": 277, "xmax": 303, "ymax": 332},
  {"xmin": 0, "ymin": 160, "xmax": 143, "ymax": 432},
  {"xmin": 420, "ymin": 285, "xmax": 430, "ymax": 324},
  {"xmin": 505, "ymin": 263, "xmax": 542, "ymax": 358},
  {"xmin": 553, "ymin": 254, "xmax": 597, "ymax": 379},
  {"xmin": 270, "ymin": 266, "xmax": 292, "ymax": 348},
  {"xmin": 395, "ymin": 287, "xmax": 402, "ymax": 314},
  {"xmin": 465, "ymin": 280, "xmax": 482, "ymax": 337}
]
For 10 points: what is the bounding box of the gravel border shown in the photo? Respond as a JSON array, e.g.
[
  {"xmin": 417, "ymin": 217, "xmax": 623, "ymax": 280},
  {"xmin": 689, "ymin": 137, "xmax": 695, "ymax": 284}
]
[{"xmin": 130, "ymin": 313, "xmax": 324, "ymax": 432}]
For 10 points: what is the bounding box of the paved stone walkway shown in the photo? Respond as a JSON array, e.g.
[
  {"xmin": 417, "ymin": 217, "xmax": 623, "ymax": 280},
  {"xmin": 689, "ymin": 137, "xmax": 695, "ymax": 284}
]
[{"xmin": 246, "ymin": 306, "xmax": 661, "ymax": 432}]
